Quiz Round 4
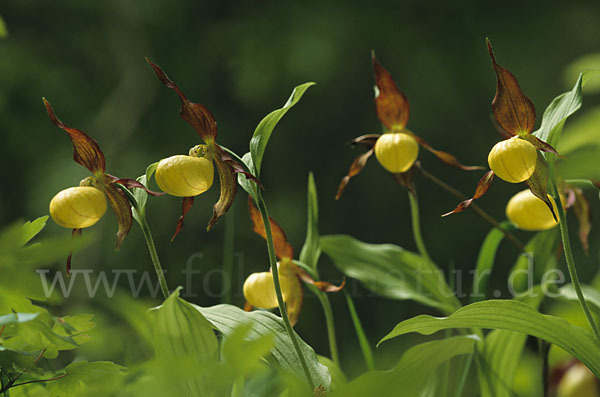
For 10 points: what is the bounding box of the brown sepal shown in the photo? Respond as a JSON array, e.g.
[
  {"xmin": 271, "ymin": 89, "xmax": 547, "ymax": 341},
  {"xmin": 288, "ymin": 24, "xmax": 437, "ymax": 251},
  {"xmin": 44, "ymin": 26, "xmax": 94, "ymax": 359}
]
[
  {"xmin": 525, "ymin": 152, "xmax": 557, "ymax": 221},
  {"xmin": 442, "ymin": 170, "xmax": 495, "ymax": 216},
  {"xmin": 487, "ymin": 39, "xmax": 536, "ymax": 135},
  {"xmin": 171, "ymin": 196, "xmax": 194, "ymax": 241},
  {"xmin": 146, "ymin": 59, "xmax": 218, "ymax": 142},
  {"xmin": 280, "ymin": 260, "xmax": 303, "ymax": 327},
  {"xmin": 66, "ymin": 228, "xmax": 82, "ymax": 276},
  {"xmin": 108, "ymin": 176, "xmax": 165, "ymax": 196},
  {"xmin": 296, "ymin": 268, "xmax": 346, "ymax": 293},
  {"xmin": 372, "ymin": 54, "xmax": 409, "ymax": 130},
  {"xmin": 243, "ymin": 302, "xmax": 253, "ymax": 312},
  {"xmin": 412, "ymin": 135, "xmax": 484, "ymax": 171},
  {"xmin": 43, "ymin": 98, "xmax": 106, "ymax": 174},
  {"xmin": 521, "ymin": 134, "xmax": 560, "ymax": 156},
  {"xmin": 572, "ymin": 189, "xmax": 591, "ymax": 253},
  {"xmin": 336, "ymin": 148, "xmax": 374, "ymax": 200},
  {"xmin": 592, "ymin": 180, "xmax": 600, "ymax": 189},
  {"xmin": 207, "ymin": 156, "xmax": 237, "ymax": 231},
  {"xmin": 101, "ymin": 181, "xmax": 133, "ymax": 249},
  {"xmin": 248, "ymin": 196, "xmax": 294, "ymax": 260}
]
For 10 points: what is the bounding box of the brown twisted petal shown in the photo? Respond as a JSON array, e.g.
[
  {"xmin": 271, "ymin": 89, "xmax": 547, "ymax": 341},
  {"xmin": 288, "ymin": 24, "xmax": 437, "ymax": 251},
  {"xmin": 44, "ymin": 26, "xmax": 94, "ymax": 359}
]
[
  {"xmin": 248, "ymin": 196, "xmax": 294, "ymax": 260},
  {"xmin": 207, "ymin": 154, "xmax": 237, "ymax": 231},
  {"xmin": 525, "ymin": 152, "xmax": 557, "ymax": 222},
  {"xmin": 442, "ymin": 170, "xmax": 495, "ymax": 216},
  {"xmin": 412, "ymin": 134, "xmax": 484, "ymax": 171},
  {"xmin": 66, "ymin": 228, "xmax": 82, "ymax": 276},
  {"xmin": 336, "ymin": 148, "xmax": 375, "ymax": 200},
  {"xmin": 101, "ymin": 181, "xmax": 133, "ymax": 250},
  {"xmin": 372, "ymin": 54, "xmax": 410, "ymax": 130},
  {"xmin": 487, "ymin": 39, "xmax": 536, "ymax": 135},
  {"xmin": 572, "ymin": 188, "xmax": 591, "ymax": 252},
  {"xmin": 296, "ymin": 267, "xmax": 346, "ymax": 293},
  {"xmin": 43, "ymin": 98, "xmax": 106, "ymax": 174},
  {"xmin": 108, "ymin": 176, "xmax": 165, "ymax": 196},
  {"xmin": 146, "ymin": 58, "xmax": 218, "ymax": 142},
  {"xmin": 171, "ymin": 196, "xmax": 194, "ymax": 241}
]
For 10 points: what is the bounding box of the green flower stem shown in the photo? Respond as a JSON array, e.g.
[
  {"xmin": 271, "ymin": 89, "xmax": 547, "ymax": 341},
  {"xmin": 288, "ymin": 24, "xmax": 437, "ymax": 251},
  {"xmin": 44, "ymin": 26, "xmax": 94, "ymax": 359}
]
[
  {"xmin": 548, "ymin": 174, "xmax": 600, "ymax": 339},
  {"xmin": 314, "ymin": 288, "xmax": 340, "ymax": 367},
  {"xmin": 564, "ymin": 179, "xmax": 597, "ymax": 189},
  {"xmin": 255, "ymin": 190, "xmax": 315, "ymax": 389},
  {"xmin": 222, "ymin": 203, "xmax": 236, "ymax": 304},
  {"xmin": 344, "ymin": 291, "xmax": 375, "ymax": 371},
  {"xmin": 408, "ymin": 190, "xmax": 431, "ymax": 261},
  {"xmin": 138, "ymin": 215, "xmax": 170, "ymax": 300}
]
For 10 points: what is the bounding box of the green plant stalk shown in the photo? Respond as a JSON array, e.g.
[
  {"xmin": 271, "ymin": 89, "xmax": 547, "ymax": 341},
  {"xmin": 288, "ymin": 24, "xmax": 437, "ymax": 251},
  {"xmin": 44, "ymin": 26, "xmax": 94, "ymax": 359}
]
[
  {"xmin": 222, "ymin": 203, "xmax": 236, "ymax": 304},
  {"xmin": 344, "ymin": 291, "xmax": 375, "ymax": 371},
  {"xmin": 314, "ymin": 288, "xmax": 340, "ymax": 367},
  {"xmin": 255, "ymin": 190, "xmax": 315, "ymax": 389},
  {"xmin": 548, "ymin": 173, "xmax": 600, "ymax": 339},
  {"xmin": 137, "ymin": 214, "xmax": 170, "ymax": 300},
  {"xmin": 408, "ymin": 190, "xmax": 431, "ymax": 261},
  {"xmin": 454, "ymin": 353, "xmax": 473, "ymax": 397}
]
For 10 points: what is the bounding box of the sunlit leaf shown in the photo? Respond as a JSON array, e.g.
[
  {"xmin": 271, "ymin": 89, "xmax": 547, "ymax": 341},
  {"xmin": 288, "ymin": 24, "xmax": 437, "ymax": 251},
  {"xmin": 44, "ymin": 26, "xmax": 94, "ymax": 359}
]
[
  {"xmin": 533, "ymin": 70, "xmax": 600, "ymax": 147},
  {"xmin": 250, "ymin": 82, "xmax": 315, "ymax": 177},
  {"xmin": 0, "ymin": 15, "xmax": 7, "ymax": 38},
  {"xmin": 194, "ymin": 303, "xmax": 331, "ymax": 390},
  {"xmin": 299, "ymin": 172, "xmax": 321, "ymax": 270},
  {"xmin": 486, "ymin": 39, "xmax": 536, "ymax": 135},
  {"xmin": 18, "ymin": 216, "xmax": 48, "ymax": 246},
  {"xmin": 0, "ymin": 312, "xmax": 39, "ymax": 326},
  {"xmin": 320, "ymin": 234, "xmax": 460, "ymax": 315},
  {"xmin": 330, "ymin": 336, "xmax": 477, "ymax": 397},
  {"xmin": 557, "ymin": 284, "xmax": 600, "ymax": 317},
  {"xmin": 379, "ymin": 300, "xmax": 600, "ymax": 378},
  {"xmin": 150, "ymin": 288, "xmax": 219, "ymax": 395},
  {"xmin": 46, "ymin": 361, "xmax": 124, "ymax": 397}
]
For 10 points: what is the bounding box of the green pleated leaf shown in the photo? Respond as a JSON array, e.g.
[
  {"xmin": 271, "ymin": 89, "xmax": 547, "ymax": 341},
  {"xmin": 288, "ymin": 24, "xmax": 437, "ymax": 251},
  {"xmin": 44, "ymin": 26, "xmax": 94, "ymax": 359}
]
[
  {"xmin": 558, "ymin": 283, "xmax": 600, "ymax": 317},
  {"xmin": 320, "ymin": 234, "xmax": 460, "ymax": 315},
  {"xmin": 472, "ymin": 221, "xmax": 513, "ymax": 302},
  {"xmin": 194, "ymin": 303, "xmax": 331, "ymax": 390},
  {"xmin": 250, "ymin": 82, "xmax": 315, "ymax": 177},
  {"xmin": 150, "ymin": 288, "xmax": 219, "ymax": 396},
  {"xmin": 0, "ymin": 312, "xmax": 39, "ymax": 326},
  {"xmin": 46, "ymin": 361, "xmax": 124, "ymax": 397},
  {"xmin": 299, "ymin": 172, "xmax": 321, "ymax": 270},
  {"xmin": 533, "ymin": 70, "xmax": 600, "ymax": 148},
  {"xmin": 509, "ymin": 228, "xmax": 560, "ymax": 293},
  {"xmin": 329, "ymin": 335, "xmax": 478, "ymax": 397},
  {"xmin": 379, "ymin": 300, "xmax": 600, "ymax": 378}
]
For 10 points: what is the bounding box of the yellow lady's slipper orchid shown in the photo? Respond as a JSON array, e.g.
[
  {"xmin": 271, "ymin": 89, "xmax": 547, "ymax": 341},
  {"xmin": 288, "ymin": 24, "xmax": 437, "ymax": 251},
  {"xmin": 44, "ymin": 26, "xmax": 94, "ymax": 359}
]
[
  {"xmin": 488, "ymin": 136, "xmax": 537, "ymax": 183},
  {"xmin": 243, "ymin": 263, "xmax": 298, "ymax": 310},
  {"xmin": 49, "ymin": 186, "xmax": 107, "ymax": 229},
  {"xmin": 155, "ymin": 155, "xmax": 214, "ymax": 197},
  {"xmin": 506, "ymin": 189, "xmax": 559, "ymax": 231},
  {"xmin": 374, "ymin": 132, "xmax": 419, "ymax": 173},
  {"xmin": 557, "ymin": 363, "xmax": 599, "ymax": 397}
]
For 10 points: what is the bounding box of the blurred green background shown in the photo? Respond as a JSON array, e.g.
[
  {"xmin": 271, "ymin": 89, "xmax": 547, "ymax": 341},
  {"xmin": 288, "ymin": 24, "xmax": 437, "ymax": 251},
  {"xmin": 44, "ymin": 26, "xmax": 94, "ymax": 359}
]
[{"xmin": 1, "ymin": 0, "xmax": 600, "ymax": 383}]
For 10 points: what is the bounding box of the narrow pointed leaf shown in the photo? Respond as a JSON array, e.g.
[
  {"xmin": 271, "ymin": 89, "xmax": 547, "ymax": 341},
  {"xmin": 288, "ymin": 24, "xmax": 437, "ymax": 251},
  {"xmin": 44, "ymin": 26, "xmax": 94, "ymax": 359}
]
[
  {"xmin": 194, "ymin": 303, "xmax": 331, "ymax": 390},
  {"xmin": 299, "ymin": 172, "xmax": 321, "ymax": 269},
  {"xmin": 373, "ymin": 56, "xmax": 409, "ymax": 130},
  {"xmin": 43, "ymin": 98, "xmax": 105, "ymax": 173},
  {"xmin": 248, "ymin": 195, "xmax": 293, "ymax": 260},
  {"xmin": 172, "ymin": 196, "xmax": 194, "ymax": 241},
  {"xmin": 534, "ymin": 70, "xmax": 600, "ymax": 147},
  {"xmin": 207, "ymin": 156, "xmax": 237, "ymax": 231},
  {"xmin": 146, "ymin": 59, "xmax": 218, "ymax": 142},
  {"xmin": 335, "ymin": 148, "xmax": 374, "ymax": 200},
  {"xmin": 250, "ymin": 82, "xmax": 315, "ymax": 176},
  {"xmin": 330, "ymin": 336, "xmax": 477, "ymax": 397},
  {"xmin": 413, "ymin": 135, "xmax": 483, "ymax": 170},
  {"xmin": 525, "ymin": 152, "xmax": 556, "ymax": 221},
  {"xmin": 442, "ymin": 171, "xmax": 494, "ymax": 216},
  {"xmin": 101, "ymin": 182, "xmax": 133, "ymax": 249},
  {"xmin": 320, "ymin": 234, "xmax": 460, "ymax": 314},
  {"xmin": 379, "ymin": 300, "xmax": 600, "ymax": 378},
  {"xmin": 487, "ymin": 40, "xmax": 536, "ymax": 135}
]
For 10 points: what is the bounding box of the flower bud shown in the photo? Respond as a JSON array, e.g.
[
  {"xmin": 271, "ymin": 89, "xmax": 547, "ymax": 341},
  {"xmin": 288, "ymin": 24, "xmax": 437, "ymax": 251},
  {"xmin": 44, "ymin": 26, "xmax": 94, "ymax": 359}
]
[
  {"xmin": 155, "ymin": 155, "xmax": 214, "ymax": 197},
  {"xmin": 557, "ymin": 363, "xmax": 599, "ymax": 397},
  {"xmin": 243, "ymin": 266, "xmax": 296, "ymax": 309},
  {"xmin": 506, "ymin": 189, "xmax": 559, "ymax": 231},
  {"xmin": 50, "ymin": 186, "xmax": 107, "ymax": 229},
  {"xmin": 488, "ymin": 136, "xmax": 537, "ymax": 183},
  {"xmin": 374, "ymin": 132, "xmax": 419, "ymax": 173}
]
